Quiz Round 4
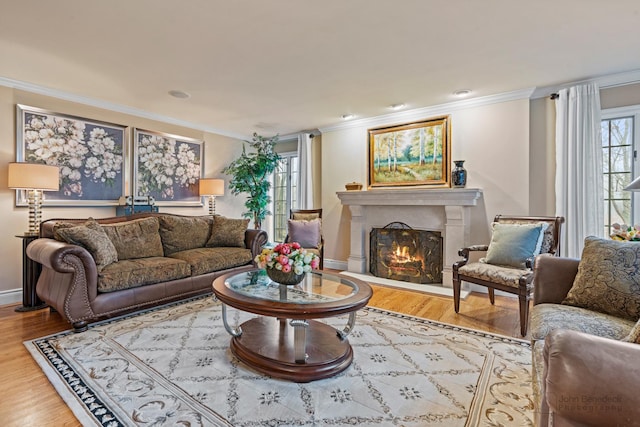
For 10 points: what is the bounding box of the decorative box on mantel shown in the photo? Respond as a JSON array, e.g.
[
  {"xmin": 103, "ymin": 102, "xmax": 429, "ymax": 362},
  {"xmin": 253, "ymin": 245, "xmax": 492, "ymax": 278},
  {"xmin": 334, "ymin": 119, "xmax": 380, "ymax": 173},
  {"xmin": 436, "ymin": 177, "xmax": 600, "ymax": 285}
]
[{"xmin": 336, "ymin": 188, "xmax": 482, "ymax": 287}]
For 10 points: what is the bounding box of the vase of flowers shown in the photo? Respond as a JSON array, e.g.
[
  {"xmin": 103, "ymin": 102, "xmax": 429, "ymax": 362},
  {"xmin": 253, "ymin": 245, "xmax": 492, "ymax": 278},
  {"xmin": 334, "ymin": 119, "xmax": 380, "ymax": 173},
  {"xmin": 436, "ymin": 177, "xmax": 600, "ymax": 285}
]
[
  {"xmin": 611, "ymin": 223, "xmax": 640, "ymax": 241},
  {"xmin": 254, "ymin": 242, "xmax": 321, "ymax": 285}
]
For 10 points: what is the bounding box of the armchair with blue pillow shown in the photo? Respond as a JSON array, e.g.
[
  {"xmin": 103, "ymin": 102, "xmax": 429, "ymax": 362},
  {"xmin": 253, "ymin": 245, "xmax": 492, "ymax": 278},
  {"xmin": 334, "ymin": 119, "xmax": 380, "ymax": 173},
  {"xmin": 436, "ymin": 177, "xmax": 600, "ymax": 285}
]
[{"xmin": 452, "ymin": 215, "xmax": 564, "ymax": 336}]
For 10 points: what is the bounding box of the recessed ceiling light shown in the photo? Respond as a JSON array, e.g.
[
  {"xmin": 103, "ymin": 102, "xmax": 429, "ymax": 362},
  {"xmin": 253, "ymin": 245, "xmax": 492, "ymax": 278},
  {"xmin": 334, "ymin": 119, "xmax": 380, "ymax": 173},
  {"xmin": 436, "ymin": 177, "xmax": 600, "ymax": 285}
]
[
  {"xmin": 341, "ymin": 114, "xmax": 355, "ymax": 120},
  {"xmin": 168, "ymin": 90, "xmax": 191, "ymax": 99},
  {"xmin": 390, "ymin": 103, "xmax": 406, "ymax": 110},
  {"xmin": 453, "ymin": 89, "xmax": 472, "ymax": 97}
]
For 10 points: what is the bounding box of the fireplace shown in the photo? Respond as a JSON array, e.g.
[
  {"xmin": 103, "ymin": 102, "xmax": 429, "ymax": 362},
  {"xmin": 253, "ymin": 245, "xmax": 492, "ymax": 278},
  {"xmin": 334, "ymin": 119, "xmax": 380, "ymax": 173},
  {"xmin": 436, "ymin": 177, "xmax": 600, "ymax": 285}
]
[{"xmin": 370, "ymin": 222, "xmax": 443, "ymax": 284}]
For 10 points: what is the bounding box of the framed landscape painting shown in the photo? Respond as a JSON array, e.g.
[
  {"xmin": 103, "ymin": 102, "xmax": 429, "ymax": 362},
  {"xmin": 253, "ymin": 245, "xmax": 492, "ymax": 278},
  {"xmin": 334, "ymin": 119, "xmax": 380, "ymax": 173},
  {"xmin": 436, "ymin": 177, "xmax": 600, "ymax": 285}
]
[
  {"xmin": 16, "ymin": 104, "xmax": 127, "ymax": 206},
  {"xmin": 368, "ymin": 116, "xmax": 451, "ymax": 188},
  {"xmin": 133, "ymin": 129, "xmax": 204, "ymax": 206}
]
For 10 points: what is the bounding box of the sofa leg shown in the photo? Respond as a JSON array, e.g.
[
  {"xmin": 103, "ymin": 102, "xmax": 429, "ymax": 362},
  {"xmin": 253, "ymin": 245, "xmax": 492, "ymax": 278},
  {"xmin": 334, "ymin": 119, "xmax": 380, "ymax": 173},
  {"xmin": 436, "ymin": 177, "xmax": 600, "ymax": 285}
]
[
  {"xmin": 518, "ymin": 295, "xmax": 529, "ymax": 337},
  {"xmin": 488, "ymin": 288, "xmax": 495, "ymax": 305},
  {"xmin": 72, "ymin": 321, "xmax": 88, "ymax": 333},
  {"xmin": 453, "ymin": 278, "xmax": 461, "ymax": 313}
]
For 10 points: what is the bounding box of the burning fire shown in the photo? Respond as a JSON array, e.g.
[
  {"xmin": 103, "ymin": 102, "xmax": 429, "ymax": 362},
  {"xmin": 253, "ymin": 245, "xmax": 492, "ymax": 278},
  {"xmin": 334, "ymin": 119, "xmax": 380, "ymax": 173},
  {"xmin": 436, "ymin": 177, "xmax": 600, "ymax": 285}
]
[{"xmin": 392, "ymin": 245, "xmax": 413, "ymax": 263}]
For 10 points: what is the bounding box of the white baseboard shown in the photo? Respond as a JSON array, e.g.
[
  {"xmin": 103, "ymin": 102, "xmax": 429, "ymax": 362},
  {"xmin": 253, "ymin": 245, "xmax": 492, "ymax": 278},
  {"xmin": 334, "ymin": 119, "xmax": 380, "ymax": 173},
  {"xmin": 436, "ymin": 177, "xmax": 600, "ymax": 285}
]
[
  {"xmin": 0, "ymin": 289, "xmax": 22, "ymax": 307},
  {"xmin": 324, "ymin": 258, "xmax": 347, "ymax": 271}
]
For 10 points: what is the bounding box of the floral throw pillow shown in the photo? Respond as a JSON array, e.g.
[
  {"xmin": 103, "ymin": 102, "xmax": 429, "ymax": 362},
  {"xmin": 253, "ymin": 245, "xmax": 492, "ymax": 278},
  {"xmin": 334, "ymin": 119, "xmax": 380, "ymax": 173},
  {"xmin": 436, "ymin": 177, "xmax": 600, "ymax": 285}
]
[
  {"xmin": 563, "ymin": 236, "xmax": 640, "ymax": 321},
  {"xmin": 57, "ymin": 221, "xmax": 118, "ymax": 271}
]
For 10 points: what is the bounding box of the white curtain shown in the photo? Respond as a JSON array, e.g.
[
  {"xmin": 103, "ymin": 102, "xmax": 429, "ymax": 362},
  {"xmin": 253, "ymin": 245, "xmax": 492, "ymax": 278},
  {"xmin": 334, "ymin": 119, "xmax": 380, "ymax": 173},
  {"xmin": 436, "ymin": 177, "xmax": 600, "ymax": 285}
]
[
  {"xmin": 555, "ymin": 82, "xmax": 603, "ymax": 257},
  {"xmin": 297, "ymin": 132, "xmax": 314, "ymax": 209}
]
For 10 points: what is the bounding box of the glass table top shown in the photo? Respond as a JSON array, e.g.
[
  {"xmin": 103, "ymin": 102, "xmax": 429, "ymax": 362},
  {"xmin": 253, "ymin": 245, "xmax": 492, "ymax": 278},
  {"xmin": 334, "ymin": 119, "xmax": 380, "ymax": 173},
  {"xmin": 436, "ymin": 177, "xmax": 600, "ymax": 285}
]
[{"xmin": 223, "ymin": 270, "xmax": 359, "ymax": 304}]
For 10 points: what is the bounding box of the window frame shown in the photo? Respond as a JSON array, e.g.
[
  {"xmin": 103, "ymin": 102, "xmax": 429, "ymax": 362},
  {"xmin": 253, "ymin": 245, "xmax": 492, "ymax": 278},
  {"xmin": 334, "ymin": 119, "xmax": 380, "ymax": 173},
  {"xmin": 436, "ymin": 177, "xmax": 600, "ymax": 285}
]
[
  {"xmin": 602, "ymin": 105, "xmax": 640, "ymax": 231},
  {"xmin": 271, "ymin": 150, "xmax": 299, "ymax": 243}
]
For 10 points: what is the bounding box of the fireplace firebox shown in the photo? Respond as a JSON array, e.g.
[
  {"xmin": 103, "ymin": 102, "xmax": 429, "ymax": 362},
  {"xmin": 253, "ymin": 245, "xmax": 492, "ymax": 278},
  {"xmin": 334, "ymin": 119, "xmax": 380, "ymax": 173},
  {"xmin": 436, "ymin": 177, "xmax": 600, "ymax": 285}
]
[{"xmin": 369, "ymin": 222, "xmax": 443, "ymax": 284}]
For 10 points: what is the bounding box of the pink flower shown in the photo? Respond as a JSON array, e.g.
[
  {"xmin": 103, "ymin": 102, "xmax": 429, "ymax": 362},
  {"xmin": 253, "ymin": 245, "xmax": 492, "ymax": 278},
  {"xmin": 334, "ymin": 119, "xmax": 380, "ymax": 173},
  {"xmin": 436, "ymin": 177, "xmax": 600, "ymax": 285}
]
[
  {"xmin": 291, "ymin": 242, "xmax": 301, "ymax": 250},
  {"xmin": 280, "ymin": 244, "xmax": 291, "ymax": 255},
  {"xmin": 278, "ymin": 254, "xmax": 289, "ymax": 265},
  {"xmin": 281, "ymin": 263, "xmax": 292, "ymax": 273},
  {"xmin": 310, "ymin": 258, "xmax": 320, "ymax": 269}
]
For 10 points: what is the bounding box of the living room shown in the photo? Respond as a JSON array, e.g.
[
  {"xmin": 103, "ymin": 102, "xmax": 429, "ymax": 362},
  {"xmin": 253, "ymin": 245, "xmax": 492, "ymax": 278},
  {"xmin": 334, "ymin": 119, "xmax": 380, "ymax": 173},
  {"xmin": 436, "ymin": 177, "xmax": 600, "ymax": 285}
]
[{"xmin": 3, "ymin": 2, "xmax": 640, "ymax": 426}]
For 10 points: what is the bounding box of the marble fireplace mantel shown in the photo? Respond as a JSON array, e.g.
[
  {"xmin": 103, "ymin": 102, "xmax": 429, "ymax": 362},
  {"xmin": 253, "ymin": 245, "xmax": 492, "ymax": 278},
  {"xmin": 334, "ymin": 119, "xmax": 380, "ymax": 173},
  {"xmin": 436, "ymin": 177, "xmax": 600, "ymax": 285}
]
[{"xmin": 337, "ymin": 188, "xmax": 482, "ymax": 287}]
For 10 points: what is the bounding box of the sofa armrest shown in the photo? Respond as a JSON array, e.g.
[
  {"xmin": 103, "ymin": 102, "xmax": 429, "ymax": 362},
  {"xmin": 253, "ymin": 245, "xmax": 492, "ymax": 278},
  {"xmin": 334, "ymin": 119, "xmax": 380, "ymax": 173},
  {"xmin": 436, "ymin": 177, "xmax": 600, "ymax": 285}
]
[
  {"xmin": 532, "ymin": 256, "xmax": 580, "ymax": 305},
  {"xmin": 543, "ymin": 329, "xmax": 640, "ymax": 427},
  {"xmin": 244, "ymin": 229, "xmax": 268, "ymax": 259},
  {"xmin": 26, "ymin": 238, "xmax": 99, "ymax": 324}
]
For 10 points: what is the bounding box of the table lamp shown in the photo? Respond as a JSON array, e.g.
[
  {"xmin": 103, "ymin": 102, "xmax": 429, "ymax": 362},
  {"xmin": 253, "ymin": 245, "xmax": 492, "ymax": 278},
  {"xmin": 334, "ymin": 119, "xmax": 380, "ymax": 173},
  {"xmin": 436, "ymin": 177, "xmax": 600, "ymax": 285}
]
[
  {"xmin": 8, "ymin": 162, "xmax": 60, "ymax": 236},
  {"xmin": 199, "ymin": 178, "xmax": 224, "ymax": 216}
]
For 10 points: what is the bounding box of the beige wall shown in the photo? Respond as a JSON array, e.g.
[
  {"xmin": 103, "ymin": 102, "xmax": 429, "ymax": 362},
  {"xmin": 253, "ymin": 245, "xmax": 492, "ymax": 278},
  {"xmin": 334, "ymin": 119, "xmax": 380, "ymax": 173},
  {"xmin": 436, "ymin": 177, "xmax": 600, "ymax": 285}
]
[
  {"xmin": 321, "ymin": 98, "xmax": 531, "ymax": 263},
  {"xmin": 0, "ymin": 88, "xmax": 246, "ymax": 299}
]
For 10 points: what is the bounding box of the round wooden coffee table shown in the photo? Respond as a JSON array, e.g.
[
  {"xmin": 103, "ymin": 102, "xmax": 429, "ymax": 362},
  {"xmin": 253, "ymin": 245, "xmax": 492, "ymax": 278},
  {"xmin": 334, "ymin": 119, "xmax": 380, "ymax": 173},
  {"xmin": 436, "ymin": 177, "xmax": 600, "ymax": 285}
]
[{"xmin": 212, "ymin": 269, "xmax": 373, "ymax": 382}]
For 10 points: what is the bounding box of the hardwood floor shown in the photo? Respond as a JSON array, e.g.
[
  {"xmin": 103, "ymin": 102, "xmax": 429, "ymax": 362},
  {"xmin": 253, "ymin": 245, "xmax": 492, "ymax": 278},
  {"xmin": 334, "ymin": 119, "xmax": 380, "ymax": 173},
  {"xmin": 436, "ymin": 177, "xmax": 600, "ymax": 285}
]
[{"xmin": 0, "ymin": 285, "xmax": 522, "ymax": 426}]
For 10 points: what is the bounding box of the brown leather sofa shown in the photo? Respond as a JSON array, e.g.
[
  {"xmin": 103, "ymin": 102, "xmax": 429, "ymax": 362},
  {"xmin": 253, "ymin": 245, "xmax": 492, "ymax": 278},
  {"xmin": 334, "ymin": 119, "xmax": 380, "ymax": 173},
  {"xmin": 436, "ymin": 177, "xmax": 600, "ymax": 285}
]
[
  {"xmin": 530, "ymin": 256, "xmax": 640, "ymax": 427},
  {"xmin": 27, "ymin": 212, "xmax": 267, "ymax": 332}
]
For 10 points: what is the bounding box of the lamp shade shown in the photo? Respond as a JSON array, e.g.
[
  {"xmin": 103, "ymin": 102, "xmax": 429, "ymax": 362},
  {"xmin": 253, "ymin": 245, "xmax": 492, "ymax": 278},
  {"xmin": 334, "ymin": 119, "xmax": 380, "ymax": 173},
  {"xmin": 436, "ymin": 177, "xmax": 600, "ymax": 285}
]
[
  {"xmin": 624, "ymin": 175, "xmax": 640, "ymax": 191},
  {"xmin": 199, "ymin": 178, "xmax": 224, "ymax": 196},
  {"xmin": 8, "ymin": 162, "xmax": 59, "ymax": 191}
]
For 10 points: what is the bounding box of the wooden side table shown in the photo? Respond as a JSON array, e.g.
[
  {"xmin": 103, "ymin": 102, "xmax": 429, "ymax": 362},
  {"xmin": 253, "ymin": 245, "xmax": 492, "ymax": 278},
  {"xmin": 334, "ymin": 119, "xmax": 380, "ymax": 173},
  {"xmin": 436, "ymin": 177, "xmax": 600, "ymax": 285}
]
[{"xmin": 15, "ymin": 235, "xmax": 46, "ymax": 312}]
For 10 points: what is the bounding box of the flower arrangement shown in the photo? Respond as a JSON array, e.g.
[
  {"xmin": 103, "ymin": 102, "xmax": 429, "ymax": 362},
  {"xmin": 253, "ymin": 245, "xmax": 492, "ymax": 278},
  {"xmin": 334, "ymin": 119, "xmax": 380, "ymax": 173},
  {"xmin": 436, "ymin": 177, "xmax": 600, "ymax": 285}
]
[
  {"xmin": 255, "ymin": 242, "xmax": 320, "ymax": 275},
  {"xmin": 610, "ymin": 223, "xmax": 640, "ymax": 241}
]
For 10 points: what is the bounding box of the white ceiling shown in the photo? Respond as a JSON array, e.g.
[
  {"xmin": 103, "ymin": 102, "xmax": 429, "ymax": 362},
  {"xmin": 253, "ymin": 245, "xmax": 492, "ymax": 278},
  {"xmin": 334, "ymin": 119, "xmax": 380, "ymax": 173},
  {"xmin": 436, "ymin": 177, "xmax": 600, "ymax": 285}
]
[{"xmin": 1, "ymin": 0, "xmax": 640, "ymax": 139}]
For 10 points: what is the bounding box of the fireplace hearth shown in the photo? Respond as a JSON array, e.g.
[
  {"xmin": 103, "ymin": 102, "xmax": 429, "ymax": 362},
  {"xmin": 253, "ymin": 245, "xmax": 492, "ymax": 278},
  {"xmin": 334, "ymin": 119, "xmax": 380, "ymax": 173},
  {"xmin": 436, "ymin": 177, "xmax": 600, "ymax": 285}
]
[{"xmin": 370, "ymin": 222, "xmax": 442, "ymax": 284}]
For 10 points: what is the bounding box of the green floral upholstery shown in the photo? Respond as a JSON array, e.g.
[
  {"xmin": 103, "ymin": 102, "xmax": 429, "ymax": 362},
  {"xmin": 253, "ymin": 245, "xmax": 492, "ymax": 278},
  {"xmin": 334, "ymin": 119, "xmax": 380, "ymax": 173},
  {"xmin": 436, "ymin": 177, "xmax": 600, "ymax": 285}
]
[
  {"xmin": 159, "ymin": 215, "xmax": 211, "ymax": 255},
  {"xmin": 530, "ymin": 303, "xmax": 634, "ymax": 342},
  {"xmin": 206, "ymin": 215, "xmax": 249, "ymax": 248},
  {"xmin": 457, "ymin": 262, "xmax": 529, "ymax": 288},
  {"xmin": 168, "ymin": 247, "xmax": 253, "ymax": 276},
  {"xmin": 98, "ymin": 257, "xmax": 191, "ymax": 292},
  {"xmin": 623, "ymin": 319, "xmax": 640, "ymax": 343},
  {"xmin": 102, "ymin": 217, "xmax": 164, "ymax": 260},
  {"xmin": 563, "ymin": 236, "xmax": 640, "ymax": 321},
  {"xmin": 531, "ymin": 339, "xmax": 545, "ymax": 419}
]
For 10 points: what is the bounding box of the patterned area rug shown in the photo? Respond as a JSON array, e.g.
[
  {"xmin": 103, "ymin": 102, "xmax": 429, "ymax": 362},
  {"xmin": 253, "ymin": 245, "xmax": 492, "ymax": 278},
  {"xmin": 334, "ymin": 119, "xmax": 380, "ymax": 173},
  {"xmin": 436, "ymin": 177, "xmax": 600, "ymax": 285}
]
[{"xmin": 26, "ymin": 297, "xmax": 533, "ymax": 426}]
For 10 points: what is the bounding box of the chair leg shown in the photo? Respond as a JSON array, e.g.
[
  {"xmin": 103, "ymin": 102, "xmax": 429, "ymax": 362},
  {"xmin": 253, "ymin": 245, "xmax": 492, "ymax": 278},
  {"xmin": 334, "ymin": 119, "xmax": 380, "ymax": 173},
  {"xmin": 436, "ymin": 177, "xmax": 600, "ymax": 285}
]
[
  {"xmin": 488, "ymin": 288, "xmax": 495, "ymax": 305},
  {"xmin": 518, "ymin": 294, "xmax": 529, "ymax": 337},
  {"xmin": 453, "ymin": 277, "xmax": 461, "ymax": 313}
]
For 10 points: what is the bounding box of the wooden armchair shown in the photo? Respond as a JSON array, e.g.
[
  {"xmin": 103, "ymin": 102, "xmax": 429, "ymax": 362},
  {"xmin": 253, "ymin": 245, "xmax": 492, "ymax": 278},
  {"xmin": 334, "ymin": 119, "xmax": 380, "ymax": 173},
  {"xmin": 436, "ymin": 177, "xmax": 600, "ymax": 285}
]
[
  {"xmin": 452, "ymin": 215, "xmax": 564, "ymax": 336},
  {"xmin": 285, "ymin": 208, "xmax": 324, "ymax": 269}
]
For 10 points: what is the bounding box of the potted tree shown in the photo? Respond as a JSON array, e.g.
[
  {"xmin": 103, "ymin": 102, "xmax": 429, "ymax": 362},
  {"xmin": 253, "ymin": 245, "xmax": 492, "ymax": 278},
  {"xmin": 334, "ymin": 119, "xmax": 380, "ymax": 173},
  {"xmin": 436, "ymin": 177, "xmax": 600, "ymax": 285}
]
[{"xmin": 223, "ymin": 133, "xmax": 280, "ymax": 229}]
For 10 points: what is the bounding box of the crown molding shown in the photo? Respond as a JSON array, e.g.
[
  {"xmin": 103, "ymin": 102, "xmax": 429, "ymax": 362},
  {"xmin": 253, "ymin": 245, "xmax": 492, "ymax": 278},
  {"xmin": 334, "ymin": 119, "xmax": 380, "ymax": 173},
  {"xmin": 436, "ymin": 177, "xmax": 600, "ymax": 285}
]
[
  {"xmin": 0, "ymin": 75, "xmax": 249, "ymax": 140},
  {"xmin": 531, "ymin": 68, "xmax": 640, "ymax": 99},
  {"xmin": 319, "ymin": 88, "xmax": 536, "ymax": 133}
]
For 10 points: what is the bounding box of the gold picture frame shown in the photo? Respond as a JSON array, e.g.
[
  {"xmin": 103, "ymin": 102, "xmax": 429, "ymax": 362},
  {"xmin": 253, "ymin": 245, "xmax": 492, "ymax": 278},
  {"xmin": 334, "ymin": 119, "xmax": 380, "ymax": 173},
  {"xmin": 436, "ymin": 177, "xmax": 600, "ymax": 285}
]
[{"xmin": 368, "ymin": 116, "xmax": 451, "ymax": 188}]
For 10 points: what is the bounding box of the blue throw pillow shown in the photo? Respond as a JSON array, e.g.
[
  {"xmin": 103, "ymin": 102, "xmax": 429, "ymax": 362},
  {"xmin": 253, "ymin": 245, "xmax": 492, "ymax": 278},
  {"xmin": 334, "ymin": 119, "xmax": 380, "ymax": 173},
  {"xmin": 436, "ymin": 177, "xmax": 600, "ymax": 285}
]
[{"xmin": 484, "ymin": 222, "xmax": 549, "ymax": 268}]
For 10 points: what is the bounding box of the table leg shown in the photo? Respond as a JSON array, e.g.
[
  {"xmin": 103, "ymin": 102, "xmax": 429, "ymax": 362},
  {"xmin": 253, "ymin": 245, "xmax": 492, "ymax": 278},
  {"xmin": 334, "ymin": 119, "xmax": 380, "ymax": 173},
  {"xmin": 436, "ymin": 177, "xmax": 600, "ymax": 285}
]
[
  {"xmin": 290, "ymin": 319, "xmax": 309, "ymax": 363},
  {"xmin": 221, "ymin": 303, "xmax": 243, "ymax": 337},
  {"xmin": 337, "ymin": 312, "xmax": 357, "ymax": 340}
]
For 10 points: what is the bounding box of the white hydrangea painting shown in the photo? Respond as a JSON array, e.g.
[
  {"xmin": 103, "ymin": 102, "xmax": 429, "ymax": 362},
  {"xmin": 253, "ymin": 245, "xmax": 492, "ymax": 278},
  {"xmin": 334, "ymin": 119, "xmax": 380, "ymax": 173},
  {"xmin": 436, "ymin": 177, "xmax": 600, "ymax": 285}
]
[
  {"xmin": 17, "ymin": 105, "xmax": 126, "ymax": 205},
  {"xmin": 134, "ymin": 129, "xmax": 203, "ymax": 205}
]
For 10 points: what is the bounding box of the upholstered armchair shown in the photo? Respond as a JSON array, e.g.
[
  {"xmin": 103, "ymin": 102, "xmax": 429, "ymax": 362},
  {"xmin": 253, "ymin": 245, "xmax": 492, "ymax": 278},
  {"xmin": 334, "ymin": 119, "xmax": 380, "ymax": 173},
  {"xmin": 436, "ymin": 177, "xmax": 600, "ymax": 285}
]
[
  {"xmin": 284, "ymin": 208, "xmax": 324, "ymax": 269},
  {"xmin": 452, "ymin": 215, "xmax": 564, "ymax": 336}
]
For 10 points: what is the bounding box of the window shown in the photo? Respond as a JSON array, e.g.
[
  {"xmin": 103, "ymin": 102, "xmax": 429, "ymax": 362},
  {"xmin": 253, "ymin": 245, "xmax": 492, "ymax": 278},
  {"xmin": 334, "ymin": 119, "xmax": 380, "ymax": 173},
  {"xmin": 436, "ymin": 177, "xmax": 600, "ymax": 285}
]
[
  {"xmin": 602, "ymin": 106, "xmax": 640, "ymax": 235},
  {"xmin": 272, "ymin": 152, "xmax": 298, "ymax": 242}
]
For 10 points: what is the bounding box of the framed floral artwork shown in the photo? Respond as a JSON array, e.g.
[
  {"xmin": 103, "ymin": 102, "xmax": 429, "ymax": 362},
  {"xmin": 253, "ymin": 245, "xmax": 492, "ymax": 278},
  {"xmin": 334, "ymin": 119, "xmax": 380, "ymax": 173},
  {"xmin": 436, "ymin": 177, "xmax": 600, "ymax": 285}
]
[
  {"xmin": 368, "ymin": 116, "xmax": 451, "ymax": 188},
  {"xmin": 133, "ymin": 129, "xmax": 204, "ymax": 206},
  {"xmin": 16, "ymin": 104, "xmax": 128, "ymax": 206}
]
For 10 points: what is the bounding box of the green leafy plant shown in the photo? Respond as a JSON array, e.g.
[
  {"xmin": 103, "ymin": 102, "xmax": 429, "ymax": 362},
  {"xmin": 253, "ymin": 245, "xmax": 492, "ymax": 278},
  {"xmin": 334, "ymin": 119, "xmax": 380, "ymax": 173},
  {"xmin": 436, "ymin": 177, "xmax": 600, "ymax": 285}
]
[{"xmin": 223, "ymin": 133, "xmax": 280, "ymax": 229}]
